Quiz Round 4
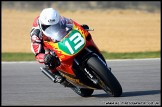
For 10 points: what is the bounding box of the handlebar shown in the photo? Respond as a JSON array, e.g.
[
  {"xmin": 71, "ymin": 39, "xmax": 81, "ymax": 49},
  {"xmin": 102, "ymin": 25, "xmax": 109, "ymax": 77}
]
[{"xmin": 85, "ymin": 28, "xmax": 94, "ymax": 31}]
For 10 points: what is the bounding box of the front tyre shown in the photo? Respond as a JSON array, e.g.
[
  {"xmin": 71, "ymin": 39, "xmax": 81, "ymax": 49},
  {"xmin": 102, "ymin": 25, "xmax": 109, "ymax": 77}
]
[{"xmin": 87, "ymin": 56, "xmax": 122, "ymax": 97}]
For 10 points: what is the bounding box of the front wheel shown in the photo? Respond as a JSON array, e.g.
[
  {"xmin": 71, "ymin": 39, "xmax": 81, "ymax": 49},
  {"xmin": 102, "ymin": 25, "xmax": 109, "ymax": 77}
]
[{"xmin": 87, "ymin": 56, "xmax": 122, "ymax": 97}]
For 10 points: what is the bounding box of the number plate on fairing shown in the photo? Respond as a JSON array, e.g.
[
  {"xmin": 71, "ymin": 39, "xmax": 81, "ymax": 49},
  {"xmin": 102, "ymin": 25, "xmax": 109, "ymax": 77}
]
[{"xmin": 58, "ymin": 30, "xmax": 85, "ymax": 55}]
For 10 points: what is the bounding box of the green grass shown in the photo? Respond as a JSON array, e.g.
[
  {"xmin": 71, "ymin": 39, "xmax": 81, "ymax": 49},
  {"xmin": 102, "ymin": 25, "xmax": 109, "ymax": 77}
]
[
  {"xmin": 101, "ymin": 51, "xmax": 160, "ymax": 59},
  {"xmin": 2, "ymin": 53, "xmax": 35, "ymax": 61},
  {"xmin": 1, "ymin": 51, "xmax": 160, "ymax": 61}
]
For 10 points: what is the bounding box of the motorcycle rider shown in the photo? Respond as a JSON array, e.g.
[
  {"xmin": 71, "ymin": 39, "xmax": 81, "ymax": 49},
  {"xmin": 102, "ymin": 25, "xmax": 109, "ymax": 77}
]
[{"xmin": 30, "ymin": 8, "xmax": 89, "ymax": 83}]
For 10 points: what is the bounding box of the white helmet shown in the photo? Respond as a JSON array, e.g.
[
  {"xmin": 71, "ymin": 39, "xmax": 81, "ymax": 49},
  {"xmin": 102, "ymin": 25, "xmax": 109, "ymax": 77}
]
[{"xmin": 39, "ymin": 8, "xmax": 60, "ymax": 30}]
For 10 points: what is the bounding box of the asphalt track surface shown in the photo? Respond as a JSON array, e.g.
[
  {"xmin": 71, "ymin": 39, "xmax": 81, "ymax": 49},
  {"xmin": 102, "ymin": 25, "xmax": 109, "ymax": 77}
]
[{"xmin": 2, "ymin": 58, "xmax": 161, "ymax": 106}]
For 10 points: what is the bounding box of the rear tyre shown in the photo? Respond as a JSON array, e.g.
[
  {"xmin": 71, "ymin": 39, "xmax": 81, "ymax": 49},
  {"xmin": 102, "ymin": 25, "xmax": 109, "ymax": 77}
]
[{"xmin": 87, "ymin": 56, "xmax": 122, "ymax": 97}]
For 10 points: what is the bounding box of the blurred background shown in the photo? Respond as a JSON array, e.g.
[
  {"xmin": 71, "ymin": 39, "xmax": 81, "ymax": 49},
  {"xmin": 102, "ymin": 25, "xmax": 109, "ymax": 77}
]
[
  {"xmin": 2, "ymin": 1, "xmax": 160, "ymax": 12},
  {"xmin": 2, "ymin": 1, "xmax": 161, "ymax": 53}
]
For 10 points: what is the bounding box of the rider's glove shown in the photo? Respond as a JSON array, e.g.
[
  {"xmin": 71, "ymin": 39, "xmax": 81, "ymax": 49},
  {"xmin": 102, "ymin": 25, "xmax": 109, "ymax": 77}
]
[
  {"xmin": 44, "ymin": 54, "xmax": 60, "ymax": 69},
  {"xmin": 81, "ymin": 24, "xmax": 89, "ymax": 30}
]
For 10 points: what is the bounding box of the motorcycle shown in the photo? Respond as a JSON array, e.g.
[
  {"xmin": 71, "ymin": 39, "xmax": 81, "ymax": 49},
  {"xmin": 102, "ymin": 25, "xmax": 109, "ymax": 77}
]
[{"xmin": 40, "ymin": 19, "xmax": 122, "ymax": 97}]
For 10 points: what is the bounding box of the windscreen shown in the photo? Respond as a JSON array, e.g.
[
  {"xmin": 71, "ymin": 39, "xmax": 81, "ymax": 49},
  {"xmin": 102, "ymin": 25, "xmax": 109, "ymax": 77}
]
[{"xmin": 42, "ymin": 23, "xmax": 70, "ymax": 42}]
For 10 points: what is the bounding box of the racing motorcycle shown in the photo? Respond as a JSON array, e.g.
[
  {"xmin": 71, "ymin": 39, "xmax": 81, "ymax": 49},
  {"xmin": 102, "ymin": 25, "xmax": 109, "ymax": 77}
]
[{"xmin": 40, "ymin": 19, "xmax": 122, "ymax": 97}]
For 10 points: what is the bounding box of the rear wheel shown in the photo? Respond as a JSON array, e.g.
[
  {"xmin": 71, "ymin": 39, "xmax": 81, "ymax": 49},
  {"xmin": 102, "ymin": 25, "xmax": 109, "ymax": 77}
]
[
  {"xmin": 70, "ymin": 86, "xmax": 94, "ymax": 97},
  {"xmin": 87, "ymin": 56, "xmax": 122, "ymax": 97}
]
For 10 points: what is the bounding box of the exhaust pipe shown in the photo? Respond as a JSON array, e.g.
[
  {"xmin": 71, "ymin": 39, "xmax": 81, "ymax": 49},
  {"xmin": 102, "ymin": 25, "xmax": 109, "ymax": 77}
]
[
  {"xmin": 40, "ymin": 67, "xmax": 56, "ymax": 82},
  {"xmin": 40, "ymin": 67, "xmax": 74, "ymax": 87}
]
